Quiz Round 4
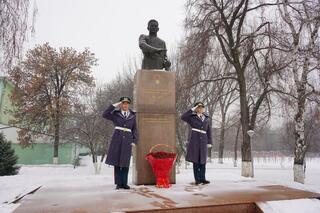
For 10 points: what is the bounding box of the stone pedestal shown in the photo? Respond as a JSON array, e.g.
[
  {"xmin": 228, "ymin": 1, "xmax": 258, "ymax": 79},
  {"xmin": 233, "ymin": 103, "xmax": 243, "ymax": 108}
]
[{"xmin": 132, "ymin": 69, "xmax": 176, "ymax": 185}]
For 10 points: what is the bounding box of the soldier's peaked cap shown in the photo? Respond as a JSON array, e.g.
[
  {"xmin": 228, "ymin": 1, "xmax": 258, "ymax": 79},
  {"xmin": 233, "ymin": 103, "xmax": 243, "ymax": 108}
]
[
  {"xmin": 119, "ymin": 96, "xmax": 132, "ymax": 104},
  {"xmin": 194, "ymin": 102, "xmax": 205, "ymax": 107}
]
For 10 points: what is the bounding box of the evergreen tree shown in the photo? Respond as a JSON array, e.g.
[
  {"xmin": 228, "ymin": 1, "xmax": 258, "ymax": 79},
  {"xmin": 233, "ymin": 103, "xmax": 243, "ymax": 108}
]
[{"xmin": 0, "ymin": 133, "xmax": 20, "ymax": 176}]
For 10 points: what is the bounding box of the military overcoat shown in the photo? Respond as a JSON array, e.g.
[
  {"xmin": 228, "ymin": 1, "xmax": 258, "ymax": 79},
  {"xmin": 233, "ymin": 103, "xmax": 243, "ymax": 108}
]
[
  {"xmin": 181, "ymin": 110, "xmax": 212, "ymax": 164},
  {"xmin": 103, "ymin": 105, "xmax": 138, "ymax": 167}
]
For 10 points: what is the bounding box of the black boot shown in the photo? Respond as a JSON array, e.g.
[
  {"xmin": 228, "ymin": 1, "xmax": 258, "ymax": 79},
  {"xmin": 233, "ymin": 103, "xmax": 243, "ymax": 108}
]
[
  {"xmin": 201, "ymin": 180, "xmax": 210, "ymax": 185},
  {"xmin": 122, "ymin": 185, "xmax": 131, "ymax": 190}
]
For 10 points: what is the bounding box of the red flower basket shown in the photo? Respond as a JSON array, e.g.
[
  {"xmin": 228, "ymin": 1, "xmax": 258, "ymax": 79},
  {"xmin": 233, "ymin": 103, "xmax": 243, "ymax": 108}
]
[{"xmin": 145, "ymin": 144, "xmax": 177, "ymax": 188}]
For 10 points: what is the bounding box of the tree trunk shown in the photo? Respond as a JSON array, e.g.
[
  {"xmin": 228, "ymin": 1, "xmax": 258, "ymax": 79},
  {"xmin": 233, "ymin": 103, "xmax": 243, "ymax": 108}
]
[
  {"xmin": 234, "ymin": 123, "xmax": 241, "ymax": 167},
  {"xmin": 53, "ymin": 97, "xmax": 61, "ymax": 164},
  {"xmin": 92, "ymin": 153, "xmax": 99, "ymax": 175},
  {"xmin": 176, "ymin": 126, "xmax": 187, "ymax": 161},
  {"xmin": 93, "ymin": 162, "xmax": 98, "ymax": 175},
  {"xmin": 293, "ymin": 86, "xmax": 307, "ymax": 183},
  {"xmin": 238, "ymin": 71, "xmax": 253, "ymax": 177},
  {"xmin": 218, "ymin": 123, "xmax": 225, "ymax": 164},
  {"xmin": 92, "ymin": 153, "xmax": 97, "ymax": 163},
  {"xmin": 53, "ymin": 118, "xmax": 60, "ymax": 164},
  {"xmin": 100, "ymin": 153, "xmax": 105, "ymax": 162},
  {"xmin": 292, "ymin": 31, "xmax": 312, "ymax": 183},
  {"xmin": 97, "ymin": 154, "xmax": 105, "ymax": 174},
  {"xmin": 218, "ymin": 97, "xmax": 227, "ymax": 164}
]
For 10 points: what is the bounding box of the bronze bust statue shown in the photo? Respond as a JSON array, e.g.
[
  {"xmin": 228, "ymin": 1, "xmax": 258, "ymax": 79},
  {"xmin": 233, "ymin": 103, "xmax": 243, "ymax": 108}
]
[{"xmin": 139, "ymin": 19, "xmax": 171, "ymax": 71}]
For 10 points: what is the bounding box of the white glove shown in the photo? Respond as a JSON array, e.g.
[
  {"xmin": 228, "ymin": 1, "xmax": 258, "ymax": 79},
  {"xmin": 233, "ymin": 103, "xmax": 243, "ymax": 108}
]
[
  {"xmin": 113, "ymin": 101, "xmax": 122, "ymax": 107},
  {"xmin": 191, "ymin": 106, "xmax": 197, "ymax": 111},
  {"xmin": 207, "ymin": 144, "xmax": 212, "ymax": 148},
  {"xmin": 131, "ymin": 143, "xmax": 136, "ymax": 147}
]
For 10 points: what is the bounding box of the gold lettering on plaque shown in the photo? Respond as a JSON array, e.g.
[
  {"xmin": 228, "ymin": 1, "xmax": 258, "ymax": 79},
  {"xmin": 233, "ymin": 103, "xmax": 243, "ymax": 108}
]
[
  {"xmin": 143, "ymin": 89, "xmax": 171, "ymax": 104},
  {"xmin": 142, "ymin": 117, "xmax": 171, "ymax": 124}
]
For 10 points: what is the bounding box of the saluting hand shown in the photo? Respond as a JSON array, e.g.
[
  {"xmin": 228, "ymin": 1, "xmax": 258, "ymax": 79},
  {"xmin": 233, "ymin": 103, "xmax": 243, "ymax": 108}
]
[
  {"xmin": 191, "ymin": 106, "xmax": 198, "ymax": 111},
  {"xmin": 113, "ymin": 101, "xmax": 122, "ymax": 107}
]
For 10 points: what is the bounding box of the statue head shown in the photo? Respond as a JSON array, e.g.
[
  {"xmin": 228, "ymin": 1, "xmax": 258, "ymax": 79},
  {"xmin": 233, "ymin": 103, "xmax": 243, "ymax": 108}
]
[{"xmin": 147, "ymin": 19, "xmax": 159, "ymax": 34}]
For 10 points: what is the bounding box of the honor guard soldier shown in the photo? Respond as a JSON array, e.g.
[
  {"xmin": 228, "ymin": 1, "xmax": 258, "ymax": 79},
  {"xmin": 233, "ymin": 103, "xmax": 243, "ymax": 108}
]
[
  {"xmin": 181, "ymin": 102, "xmax": 213, "ymax": 185},
  {"xmin": 102, "ymin": 97, "xmax": 137, "ymax": 190}
]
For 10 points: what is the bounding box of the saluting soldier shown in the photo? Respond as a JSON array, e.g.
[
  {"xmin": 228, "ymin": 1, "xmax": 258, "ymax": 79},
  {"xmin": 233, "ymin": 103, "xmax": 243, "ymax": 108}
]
[
  {"xmin": 181, "ymin": 102, "xmax": 213, "ymax": 185},
  {"xmin": 102, "ymin": 97, "xmax": 137, "ymax": 190}
]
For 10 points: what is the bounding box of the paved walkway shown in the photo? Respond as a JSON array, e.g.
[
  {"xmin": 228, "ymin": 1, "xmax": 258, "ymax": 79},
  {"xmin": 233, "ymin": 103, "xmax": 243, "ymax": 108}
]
[{"xmin": 14, "ymin": 180, "xmax": 320, "ymax": 213}]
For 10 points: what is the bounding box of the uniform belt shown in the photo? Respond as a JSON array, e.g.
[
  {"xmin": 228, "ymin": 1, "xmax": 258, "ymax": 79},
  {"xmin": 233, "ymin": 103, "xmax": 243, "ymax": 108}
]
[
  {"xmin": 115, "ymin": 126, "xmax": 132, "ymax": 132},
  {"xmin": 192, "ymin": 128, "xmax": 206, "ymax": 134}
]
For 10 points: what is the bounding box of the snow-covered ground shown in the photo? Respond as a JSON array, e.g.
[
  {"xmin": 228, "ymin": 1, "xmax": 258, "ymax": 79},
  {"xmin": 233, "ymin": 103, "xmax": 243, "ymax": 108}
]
[{"xmin": 1, "ymin": 156, "xmax": 319, "ymax": 213}]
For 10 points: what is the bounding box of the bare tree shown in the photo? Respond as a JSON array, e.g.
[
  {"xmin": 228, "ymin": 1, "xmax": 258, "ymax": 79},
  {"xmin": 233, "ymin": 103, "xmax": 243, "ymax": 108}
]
[
  {"xmin": 63, "ymin": 87, "xmax": 112, "ymax": 174},
  {"xmin": 0, "ymin": 0, "xmax": 37, "ymax": 71},
  {"xmin": 274, "ymin": 0, "xmax": 320, "ymax": 183},
  {"xmin": 216, "ymin": 79, "xmax": 239, "ymax": 163},
  {"xmin": 96, "ymin": 59, "xmax": 136, "ymax": 108},
  {"xmin": 184, "ymin": 0, "xmax": 281, "ymax": 177}
]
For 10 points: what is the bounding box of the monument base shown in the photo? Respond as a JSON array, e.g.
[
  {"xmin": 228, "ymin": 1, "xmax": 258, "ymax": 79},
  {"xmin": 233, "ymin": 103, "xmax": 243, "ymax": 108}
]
[
  {"xmin": 132, "ymin": 70, "xmax": 176, "ymax": 185},
  {"xmin": 132, "ymin": 113, "xmax": 176, "ymax": 185}
]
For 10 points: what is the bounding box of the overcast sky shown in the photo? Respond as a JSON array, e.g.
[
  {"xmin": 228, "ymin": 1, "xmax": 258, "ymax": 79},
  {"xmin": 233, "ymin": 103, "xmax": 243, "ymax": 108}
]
[{"xmin": 26, "ymin": 0, "xmax": 186, "ymax": 84}]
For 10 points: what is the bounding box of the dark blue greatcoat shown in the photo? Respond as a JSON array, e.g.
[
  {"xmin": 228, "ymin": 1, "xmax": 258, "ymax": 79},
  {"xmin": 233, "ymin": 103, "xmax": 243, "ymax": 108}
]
[
  {"xmin": 102, "ymin": 105, "xmax": 138, "ymax": 167},
  {"xmin": 181, "ymin": 110, "xmax": 212, "ymax": 164}
]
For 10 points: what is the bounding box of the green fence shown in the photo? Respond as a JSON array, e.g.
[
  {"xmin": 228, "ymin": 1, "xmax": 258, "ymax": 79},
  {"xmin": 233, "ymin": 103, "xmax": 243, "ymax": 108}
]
[{"xmin": 11, "ymin": 143, "xmax": 75, "ymax": 165}]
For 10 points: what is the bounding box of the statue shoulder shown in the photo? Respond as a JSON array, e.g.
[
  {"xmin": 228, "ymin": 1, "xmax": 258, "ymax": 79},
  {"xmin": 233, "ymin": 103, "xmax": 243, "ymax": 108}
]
[
  {"xmin": 139, "ymin": 34, "xmax": 149, "ymax": 40},
  {"xmin": 159, "ymin": 37, "xmax": 165, "ymax": 43}
]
